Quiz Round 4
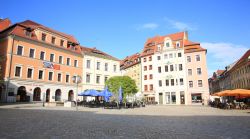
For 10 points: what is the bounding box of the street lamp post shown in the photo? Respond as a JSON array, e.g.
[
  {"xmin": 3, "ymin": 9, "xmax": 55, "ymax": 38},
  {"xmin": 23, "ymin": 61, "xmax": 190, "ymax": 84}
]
[{"xmin": 72, "ymin": 75, "xmax": 82, "ymax": 111}]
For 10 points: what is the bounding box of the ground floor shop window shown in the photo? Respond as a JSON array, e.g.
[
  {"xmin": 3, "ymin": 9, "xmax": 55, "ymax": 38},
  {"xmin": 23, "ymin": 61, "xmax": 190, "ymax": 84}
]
[
  {"xmin": 171, "ymin": 92, "xmax": 176, "ymax": 104},
  {"xmin": 192, "ymin": 93, "xmax": 202, "ymax": 103},
  {"xmin": 166, "ymin": 92, "xmax": 176, "ymax": 104}
]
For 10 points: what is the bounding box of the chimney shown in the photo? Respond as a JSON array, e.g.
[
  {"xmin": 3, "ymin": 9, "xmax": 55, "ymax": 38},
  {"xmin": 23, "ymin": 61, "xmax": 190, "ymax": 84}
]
[
  {"xmin": 0, "ymin": 18, "xmax": 12, "ymax": 32},
  {"xmin": 184, "ymin": 31, "xmax": 188, "ymax": 40}
]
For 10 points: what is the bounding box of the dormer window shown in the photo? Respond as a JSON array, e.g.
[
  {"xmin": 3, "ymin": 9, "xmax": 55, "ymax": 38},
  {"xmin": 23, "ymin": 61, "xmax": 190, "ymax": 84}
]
[
  {"xmin": 166, "ymin": 42, "xmax": 170, "ymax": 47},
  {"xmin": 157, "ymin": 45, "xmax": 161, "ymax": 51},
  {"xmin": 60, "ymin": 40, "xmax": 64, "ymax": 47},
  {"xmin": 51, "ymin": 37, "xmax": 56, "ymax": 44},
  {"xmin": 176, "ymin": 41, "xmax": 180, "ymax": 48},
  {"xmin": 25, "ymin": 30, "xmax": 32, "ymax": 37},
  {"xmin": 42, "ymin": 33, "xmax": 46, "ymax": 41}
]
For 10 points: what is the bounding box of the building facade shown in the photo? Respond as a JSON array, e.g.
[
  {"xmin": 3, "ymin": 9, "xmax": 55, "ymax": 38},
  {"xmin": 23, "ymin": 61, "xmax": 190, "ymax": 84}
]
[
  {"xmin": 0, "ymin": 19, "xmax": 83, "ymax": 102},
  {"xmin": 81, "ymin": 47, "xmax": 121, "ymax": 92},
  {"xmin": 209, "ymin": 49, "xmax": 250, "ymax": 94},
  {"xmin": 120, "ymin": 53, "xmax": 141, "ymax": 93},
  {"xmin": 141, "ymin": 32, "xmax": 209, "ymax": 105}
]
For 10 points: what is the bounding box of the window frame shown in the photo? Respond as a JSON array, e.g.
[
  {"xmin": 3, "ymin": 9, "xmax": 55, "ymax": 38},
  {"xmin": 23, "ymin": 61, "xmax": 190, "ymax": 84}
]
[
  {"xmin": 17, "ymin": 45, "xmax": 24, "ymax": 56},
  {"xmin": 29, "ymin": 48, "xmax": 35, "ymax": 58}
]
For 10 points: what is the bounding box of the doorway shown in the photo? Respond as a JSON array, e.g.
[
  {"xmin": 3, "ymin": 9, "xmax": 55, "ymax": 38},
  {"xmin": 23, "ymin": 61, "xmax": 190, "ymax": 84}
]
[
  {"xmin": 17, "ymin": 86, "xmax": 27, "ymax": 102},
  {"xmin": 68, "ymin": 90, "xmax": 74, "ymax": 101},
  {"xmin": 33, "ymin": 87, "xmax": 41, "ymax": 101},
  {"xmin": 159, "ymin": 93, "xmax": 163, "ymax": 104},
  {"xmin": 46, "ymin": 89, "xmax": 50, "ymax": 102},
  {"xmin": 55, "ymin": 89, "xmax": 61, "ymax": 101}
]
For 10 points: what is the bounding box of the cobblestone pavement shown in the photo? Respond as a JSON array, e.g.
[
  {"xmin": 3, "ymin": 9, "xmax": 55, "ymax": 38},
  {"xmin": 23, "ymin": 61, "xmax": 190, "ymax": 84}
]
[{"xmin": 0, "ymin": 104, "xmax": 250, "ymax": 139}]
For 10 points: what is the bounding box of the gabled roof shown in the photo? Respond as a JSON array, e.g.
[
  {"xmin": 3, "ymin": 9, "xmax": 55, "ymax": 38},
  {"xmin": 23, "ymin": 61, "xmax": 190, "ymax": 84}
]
[
  {"xmin": 81, "ymin": 46, "xmax": 120, "ymax": 61},
  {"xmin": 141, "ymin": 32, "xmax": 185, "ymax": 57},
  {"xmin": 0, "ymin": 19, "xmax": 82, "ymax": 54},
  {"xmin": 184, "ymin": 40, "xmax": 206, "ymax": 53},
  {"xmin": 120, "ymin": 53, "xmax": 140, "ymax": 69},
  {"xmin": 230, "ymin": 49, "xmax": 250, "ymax": 71}
]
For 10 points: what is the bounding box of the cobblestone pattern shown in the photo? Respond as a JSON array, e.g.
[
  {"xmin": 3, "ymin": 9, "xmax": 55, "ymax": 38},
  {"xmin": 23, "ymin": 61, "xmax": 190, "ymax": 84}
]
[{"xmin": 0, "ymin": 107, "xmax": 250, "ymax": 139}]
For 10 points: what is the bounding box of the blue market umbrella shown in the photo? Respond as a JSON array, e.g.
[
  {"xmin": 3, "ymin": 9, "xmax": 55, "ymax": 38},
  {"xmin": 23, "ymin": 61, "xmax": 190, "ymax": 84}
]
[
  {"xmin": 101, "ymin": 86, "xmax": 113, "ymax": 102},
  {"xmin": 78, "ymin": 89, "xmax": 99, "ymax": 96},
  {"xmin": 118, "ymin": 86, "xmax": 123, "ymax": 103}
]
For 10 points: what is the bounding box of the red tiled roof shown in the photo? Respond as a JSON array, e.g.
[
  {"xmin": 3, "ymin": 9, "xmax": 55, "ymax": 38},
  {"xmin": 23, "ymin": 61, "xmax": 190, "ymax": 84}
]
[
  {"xmin": 216, "ymin": 70, "xmax": 225, "ymax": 76},
  {"xmin": 120, "ymin": 53, "xmax": 140, "ymax": 69},
  {"xmin": 230, "ymin": 49, "xmax": 250, "ymax": 71},
  {"xmin": 0, "ymin": 19, "xmax": 82, "ymax": 54},
  {"xmin": 184, "ymin": 40, "xmax": 206, "ymax": 53},
  {"xmin": 0, "ymin": 18, "xmax": 11, "ymax": 32},
  {"xmin": 81, "ymin": 46, "xmax": 120, "ymax": 61}
]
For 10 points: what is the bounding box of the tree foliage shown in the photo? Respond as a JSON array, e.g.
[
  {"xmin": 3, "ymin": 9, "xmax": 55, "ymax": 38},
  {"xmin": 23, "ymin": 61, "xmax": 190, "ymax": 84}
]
[{"xmin": 105, "ymin": 76, "xmax": 138, "ymax": 98}]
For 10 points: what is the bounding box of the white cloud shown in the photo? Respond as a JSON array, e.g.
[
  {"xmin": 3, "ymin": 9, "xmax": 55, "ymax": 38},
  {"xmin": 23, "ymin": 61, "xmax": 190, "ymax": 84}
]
[
  {"xmin": 165, "ymin": 18, "xmax": 196, "ymax": 31},
  {"xmin": 137, "ymin": 23, "xmax": 159, "ymax": 30},
  {"xmin": 201, "ymin": 42, "xmax": 249, "ymax": 76}
]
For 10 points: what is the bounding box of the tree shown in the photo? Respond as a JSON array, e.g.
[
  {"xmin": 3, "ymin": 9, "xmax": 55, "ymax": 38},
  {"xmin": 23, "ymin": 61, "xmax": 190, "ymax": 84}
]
[{"xmin": 105, "ymin": 76, "xmax": 138, "ymax": 100}]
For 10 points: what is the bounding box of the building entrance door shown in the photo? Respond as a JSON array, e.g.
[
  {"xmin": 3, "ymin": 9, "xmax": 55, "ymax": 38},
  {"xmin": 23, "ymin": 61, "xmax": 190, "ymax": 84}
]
[
  {"xmin": 180, "ymin": 91, "xmax": 185, "ymax": 104},
  {"xmin": 159, "ymin": 93, "xmax": 163, "ymax": 104},
  {"xmin": 46, "ymin": 89, "xmax": 50, "ymax": 102}
]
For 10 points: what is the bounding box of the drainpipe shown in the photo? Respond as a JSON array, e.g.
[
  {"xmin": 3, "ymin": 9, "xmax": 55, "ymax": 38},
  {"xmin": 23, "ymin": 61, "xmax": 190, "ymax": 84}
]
[{"xmin": 5, "ymin": 35, "xmax": 15, "ymax": 102}]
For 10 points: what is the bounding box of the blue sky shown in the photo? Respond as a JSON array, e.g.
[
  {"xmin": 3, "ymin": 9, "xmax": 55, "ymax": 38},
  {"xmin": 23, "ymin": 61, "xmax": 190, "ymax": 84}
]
[{"xmin": 1, "ymin": 0, "xmax": 250, "ymax": 76}]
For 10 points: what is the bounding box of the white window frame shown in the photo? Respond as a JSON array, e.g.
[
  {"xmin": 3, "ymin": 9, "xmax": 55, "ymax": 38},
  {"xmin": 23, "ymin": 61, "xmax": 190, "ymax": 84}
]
[
  {"xmin": 86, "ymin": 59, "xmax": 91, "ymax": 69},
  {"xmin": 26, "ymin": 67, "xmax": 34, "ymax": 79},
  {"xmin": 176, "ymin": 41, "xmax": 180, "ymax": 48},
  {"xmin": 29, "ymin": 48, "xmax": 36, "ymax": 58},
  {"xmin": 66, "ymin": 58, "xmax": 71, "ymax": 66},
  {"xmin": 197, "ymin": 68, "xmax": 202, "ymax": 75},
  {"xmin": 59, "ymin": 56, "xmax": 63, "ymax": 64},
  {"xmin": 65, "ymin": 73, "xmax": 70, "ymax": 83},
  {"xmin": 17, "ymin": 45, "xmax": 24, "ymax": 56},
  {"xmin": 40, "ymin": 51, "xmax": 46, "ymax": 60},
  {"xmin": 198, "ymin": 80, "xmax": 203, "ymax": 87},
  {"xmin": 187, "ymin": 56, "xmax": 191, "ymax": 62},
  {"xmin": 48, "ymin": 71, "xmax": 54, "ymax": 81},
  {"xmin": 86, "ymin": 73, "xmax": 91, "ymax": 83},
  {"xmin": 74, "ymin": 60, "xmax": 78, "ymax": 67},
  {"xmin": 104, "ymin": 63, "xmax": 108, "ymax": 71},
  {"xmin": 14, "ymin": 65, "xmax": 22, "ymax": 78},
  {"xmin": 188, "ymin": 69, "xmax": 192, "ymax": 76},
  {"xmin": 57, "ymin": 72, "xmax": 63, "ymax": 82},
  {"xmin": 38, "ymin": 69, "xmax": 44, "ymax": 80},
  {"xmin": 196, "ymin": 54, "xmax": 201, "ymax": 62},
  {"xmin": 96, "ymin": 75, "xmax": 101, "ymax": 84},
  {"xmin": 50, "ymin": 53, "xmax": 55, "ymax": 62},
  {"xmin": 96, "ymin": 61, "xmax": 100, "ymax": 70}
]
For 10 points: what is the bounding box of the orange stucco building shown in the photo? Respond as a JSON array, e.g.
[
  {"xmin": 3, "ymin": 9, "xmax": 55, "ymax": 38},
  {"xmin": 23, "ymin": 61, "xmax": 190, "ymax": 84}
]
[{"xmin": 0, "ymin": 19, "xmax": 83, "ymax": 102}]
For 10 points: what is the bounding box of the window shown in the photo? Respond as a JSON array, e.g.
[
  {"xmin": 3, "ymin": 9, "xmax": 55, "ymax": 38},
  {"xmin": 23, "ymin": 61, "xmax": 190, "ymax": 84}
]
[
  {"xmin": 97, "ymin": 62, "xmax": 100, "ymax": 70},
  {"xmin": 48, "ymin": 72, "xmax": 53, "ymax": 81},
  {"xmin": 166, "ymin": 80, "xmax": 169, "ymax": 86},
  {"xmin": 144, "ymin": 75, "xmax": 147, "ymax": 80},
  {"xmin": 29, "ymin": 49, "xmax": 35, "ymax": 58},
  {"xmin": 179, "ymin": 64, "xmax": 183, "ymax": 71},
  {"xmin": 51, "ymin": 37, "xmax": 56, "ymax": 44},
  {"xmin": 59, "ymin": 56, "xmax": 63, "ymax": 64},
  {"xmin": 197, "ymin": 68, "xmax": 202, "ymax": 75},
  {"xmin": 178, "ymin": 53, "xmax": 182, "ymax": 57},
  {"xmin": 17, "ymin": 46, "xmax": 23, "ymax": 56},
  {"xmin": 104, "ymin": 76, "xmax": 108, "ymax": 82},
  {"xmin": 169, "ymin": 53, "xmax": 173, "ymax": 58},
  {"xmin": 38, "ymin": 70, "xmax": 43, "ymax": 80},
  {"xmin": 149, "ymin": 56, "xmax": 152, "ymax": 61},
  {"xmin": 113, "ymin": 65, "xmax": 117, "ymax": 72},
  {"xmin": 42, "ymin": 33, "xmax": 46, "ymax": 41},
  {"xmin": 157, "ymin": 45, "xmax": 161, "ymax": 51},
  {"xmin": 86, "ymin": 60, "xmax": 91, "ymax": 69},
  {"xmin": 105, "ymin": 63, "xmax": 108, "ymax": 71},
  {"xmin": 188, "ymin": 69, "xmax": 192, "ymax": 75},
  {"xmin": 60, "ymin": 40, "xmax": 64, "ymax": 46},
  {"xmin": 176, "ymin": 79, "xmax": 178, "ymax": 85},
  {"xmin": 198, "ymin": 80, "xmax": 203, "ymax": 87},
  {"xmin": 144, "ymin": 85, "xmax": 148, "ymax": 91},
  {"xmin": 189, "ymin": 81, "xmax": 193, "ymax": 88},
  {"xmin": 143, "ymin": 58, "xmax": 147, "ymax": 62},
  {"xmin": 149, "ymin": 74, "xmax": 153, "ymax": 79},
  {"xmin": 176, "ymin": 42, "xmax": 180, "ymax": 48},
  {"xmin": 25, "ymin": 30, "xmax": 31, "ymax": 37},
  {"xmin": 165, "ymin": 65, "xmax": 168, "ymax": 72},
  {"xmin": 164, "ymin": 54, "xmax": 168, "ymax": 59},
  {"xmin": 159, "ymin": 80, "xmax": 162, "ymax": 87},
  {"xmin": 144, "ymin": 66, "xmax": 147, "ymax": 71},
  {"xmin": 86, "ymin": 74, "xmax": 90, "ymax": 83},
  {"xmin": 170, "ymin": 65, "xmax": 174, "ymax": 71},
  {"xmin": 149, "ymin": 84, "xmax": 153, "ymax": 91},
  {"xmin": 166, "ymin": 42, "xmax": 170, "ymax": 47},
  {"xmin": 27, "ymin": 68, "xmax": 33, "ymax": 78},
  {"xmin": 50, "ymin": 54, "xmax": 54, "ymax": 62},
  {"xmin": 171, "ymin": 79, "xmax": 175, "ymax": 86},
  {"xmin": 67, "ymin": 58, "xmax": 71, "ymax": 66},
  {"xmin": 66, "ymin": 75, "xmax": 70, "ymax": 83},
  {"xmin": 149, "ymin": 65, "xmax": 152, "ymax": 70},
  {"xmin": 158, "ymin": 67, "xmax": 161, "ymax": 73},
  {"xmin": 187, "ymin": 56, "xmax": 191, "ymax": 62},
  {"xmin": 157, "ymin": 56, "xmax": 161, "ymax": 60},
  {"xmin": 57, "ymin": 73, "xmax": 62, "ymax": 82},
  {"xmin": 196, "ymin": 55, "xmax": 200, "ymax": 61},
  {"xmin": 74, "ymin": 60, "xmax": 78, "ymax": 67},
  {"xmin": 15, "ymin": 66, "xmax": 21, "ymax": 77},
  {"xmin": 40, "ymin": 51, "xmax": 45, "ymax": 60},
  {"xmin": 180, "ymin": 78, "xmax": 184, "ymax": 85},
  {"xmin": 96, "ymin": 75, "xmax": 100, "ymax": 84}
]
